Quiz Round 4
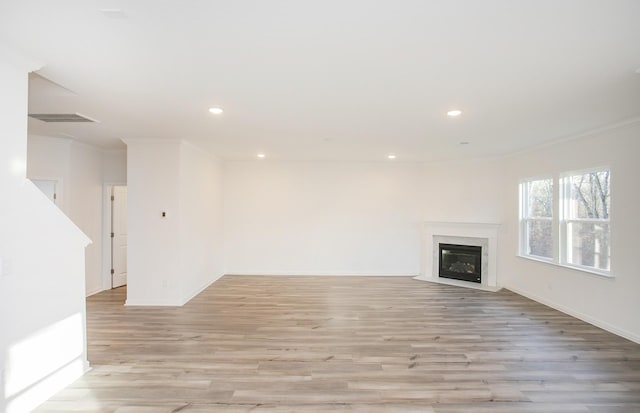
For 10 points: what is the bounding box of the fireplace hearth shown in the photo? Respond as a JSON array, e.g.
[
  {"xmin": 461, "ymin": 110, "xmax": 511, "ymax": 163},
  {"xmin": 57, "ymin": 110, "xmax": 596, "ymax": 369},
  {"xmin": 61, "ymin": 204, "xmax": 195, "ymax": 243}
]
[{"xmin": 438, "ymin": 243, "xmax": 482, "ymax": 283}]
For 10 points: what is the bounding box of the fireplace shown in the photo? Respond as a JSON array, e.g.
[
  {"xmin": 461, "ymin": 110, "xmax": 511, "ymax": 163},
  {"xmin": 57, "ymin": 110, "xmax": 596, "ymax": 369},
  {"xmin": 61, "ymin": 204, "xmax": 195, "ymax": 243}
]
[
  {"xmin": 438, "ymin": 243, "xmax": 482, "ymax": 283},
  {"xmin": 416, "ymin": 222, "xmax": 499, "ymax": 291}
]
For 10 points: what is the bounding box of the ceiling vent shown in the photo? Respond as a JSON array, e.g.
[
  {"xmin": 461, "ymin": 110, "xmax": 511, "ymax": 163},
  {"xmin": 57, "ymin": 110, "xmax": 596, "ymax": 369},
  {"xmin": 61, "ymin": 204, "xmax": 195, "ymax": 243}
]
[{"xmin": 28, "ymin": 113, "xmax": 98, "ymax": 123}]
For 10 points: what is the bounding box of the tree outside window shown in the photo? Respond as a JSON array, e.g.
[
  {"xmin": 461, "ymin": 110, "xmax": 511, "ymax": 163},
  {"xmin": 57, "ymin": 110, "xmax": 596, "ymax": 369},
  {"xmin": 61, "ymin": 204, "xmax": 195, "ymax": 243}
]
[
  {"xmin": 563, "ymin": 169, "xmax": 610, "ymax": 271},
  {"xmin": 521, "ymin": 178, "xmax": 553, "ymax": 260}
]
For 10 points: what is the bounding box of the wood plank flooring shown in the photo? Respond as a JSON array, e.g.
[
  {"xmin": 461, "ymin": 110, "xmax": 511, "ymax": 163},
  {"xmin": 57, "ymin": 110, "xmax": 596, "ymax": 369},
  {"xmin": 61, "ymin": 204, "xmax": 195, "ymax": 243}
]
[{"xmin": 35, "ymin": 276, "xmax": 640, "ymax": 412}]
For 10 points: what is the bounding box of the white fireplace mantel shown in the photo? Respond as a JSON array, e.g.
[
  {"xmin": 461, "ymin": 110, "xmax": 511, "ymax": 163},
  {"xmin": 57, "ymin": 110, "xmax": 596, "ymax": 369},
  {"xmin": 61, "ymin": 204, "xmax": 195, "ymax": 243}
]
[{"xmin": 414, "ymin": 221, "xmax": 501, "ymax": 292}]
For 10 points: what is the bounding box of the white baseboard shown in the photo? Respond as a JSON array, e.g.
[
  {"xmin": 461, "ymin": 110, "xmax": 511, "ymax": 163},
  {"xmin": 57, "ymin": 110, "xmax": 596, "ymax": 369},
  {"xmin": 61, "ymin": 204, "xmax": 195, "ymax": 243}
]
[
  {"xmin": 82, "ymin": 359, "xmax": 92, "ymax": 373},
  {"xmin": 125, "ymin": 272, "xmax": 225, "ymax": 307},
  {"xmin": 17, "ymin": 356, "xmax": 91, "ymax": 413},
  {"xmin": 414, "ymin": 275, "xmax": 502, "ymax": 292},
  {"xmin": 125, "ymin": 298, "xmax": 184, "ymax": 306},
  {"xmin": 179, "ymin": 272, "xmax": 225, "ymax": 305},
  {"xmin": 506, "ymin": 285, "xmax": 640, "ymax": 344},
  {"xmin": 225, "ymin": 272, "xmax": 416, "ymax": 277},
  {"xmin": 85, "ymin": 288, "xmax": 104, "ymax": 297}
]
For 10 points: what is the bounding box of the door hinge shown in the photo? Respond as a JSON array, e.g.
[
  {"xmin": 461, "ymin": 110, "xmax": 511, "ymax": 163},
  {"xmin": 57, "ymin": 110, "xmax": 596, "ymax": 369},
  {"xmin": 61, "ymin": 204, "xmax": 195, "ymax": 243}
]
[
  {"xmin": 53, "ymin": 193, "xmax": 57, "ymax": 200},
  {"xmin": 111, "ymin": 232, "xmax": 114, "ymax": 238},
  {"xmin": 111, "ymin": 195, "xmax": 115, "ymax": 201},
  {"xmin": 110, "ymin": 269, "xmax": 115, "ymax": 275}
]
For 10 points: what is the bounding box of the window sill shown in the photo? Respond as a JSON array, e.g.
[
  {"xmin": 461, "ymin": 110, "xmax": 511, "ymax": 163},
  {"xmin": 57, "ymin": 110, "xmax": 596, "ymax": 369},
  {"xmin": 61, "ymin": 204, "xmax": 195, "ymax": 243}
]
[{"xmin": 517, "ymin": 255, "xmax": 614, "ymax": 279}]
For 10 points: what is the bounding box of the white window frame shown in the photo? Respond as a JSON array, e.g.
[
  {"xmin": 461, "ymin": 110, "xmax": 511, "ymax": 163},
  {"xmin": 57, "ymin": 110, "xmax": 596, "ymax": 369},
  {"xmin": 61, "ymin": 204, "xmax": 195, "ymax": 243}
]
[
  {"xmin": 519, "ymin": 177, "xmax": 555, "ymax": 262},
  {"xmin": 559, "ymin": 167, "xmax": 611, "ymax": 276},
  {"xmin": 519, "ymin": 167, "xmax": 612, "ymax": 277}
]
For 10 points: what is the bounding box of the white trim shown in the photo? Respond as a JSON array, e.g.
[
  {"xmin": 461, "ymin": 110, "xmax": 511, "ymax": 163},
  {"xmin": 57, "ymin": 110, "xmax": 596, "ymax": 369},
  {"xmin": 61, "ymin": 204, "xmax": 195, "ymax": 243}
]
[
  {"xmin": 504, "ymin": 116, "xmax": 640, "ymax": 159},
  {"xmin": 519, "ymin": 177, "xmax": 554, "ymax": 261},
  {"xmin": 125, "ymin": 298, "xmax": 184, "ymax": 307},
  {"xmin": 413, "ymin": 275, "xmax": 502, "ymax": 292},
  {"xmin": 517, "ymin": 255, "xmax": 614, "ymax": 279},
  {"xmin": 121, "ymin": 138, "xmax": 178, "ymax": 145},
  {"xmin": 559, "ymin": 167, "xmax": 611, "ymax": 274},
  {"xmin": 85, "ymin": 287, "xmax": 103, "ymax": 297},
  {"xmin": 28, "ymin": 175, "xmax": 65, "ymax": 212},
  {"xmin": 125, "ymin": 273, "xmax": 225, "ymax": 306},
  {"xmin": 101, "ymin": 185, "xmax": 112, "ymax": 292},
  {"xmin": 101, "ymin": 183, "xmax": 126, "ymax": 293},
  {"xmin": 506, "ymin": 285, "xmax": 640, "ymax": 344},
  {"xmin": 517, "ymin": 253, "xmax": 554, "ymax": 265},
  {"xmin": 519, "ymin": 169, "xmax": 612, "ymax": 276},
  {"xmin": 225, "ymin": 272, "xmax": 415, "ymax": 277},
  {"xmin": 181, "ymin": 139, "xmax": 223, "ymax": 162},
  {"xmin": 179, "ymin": 273, "xmax": 225, "ymax": 305}
]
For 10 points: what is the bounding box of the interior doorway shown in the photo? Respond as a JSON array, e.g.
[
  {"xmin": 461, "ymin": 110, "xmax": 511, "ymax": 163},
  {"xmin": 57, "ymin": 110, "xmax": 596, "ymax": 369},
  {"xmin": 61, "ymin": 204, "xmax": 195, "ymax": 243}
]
[
  {"xmin": 31, "ymin": 178, "xmax": 59, "ymax": 205},
  {"xmin": 110, "ymin": 185, "xmax": 127, "ymax": 288}
]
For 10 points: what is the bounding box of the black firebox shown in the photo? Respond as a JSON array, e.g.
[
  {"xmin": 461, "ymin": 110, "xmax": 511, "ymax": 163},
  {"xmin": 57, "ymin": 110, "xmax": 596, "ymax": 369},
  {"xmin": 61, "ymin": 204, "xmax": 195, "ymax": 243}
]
[{"xmin": 438, "ymin": 243, "xmax": 482, "ymax": 283}]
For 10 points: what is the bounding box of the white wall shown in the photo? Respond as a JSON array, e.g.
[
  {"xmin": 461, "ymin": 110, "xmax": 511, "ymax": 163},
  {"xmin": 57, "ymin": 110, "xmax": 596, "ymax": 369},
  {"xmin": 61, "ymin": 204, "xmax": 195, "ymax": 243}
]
[
  {"xmin": 68, "ymin": 143, "xmax": 104, "ymax": 295},
  {"xmin": 126, "ymin": 140, "xmax": 182, "ymax": 305},
  {"xmin": 223, "ymin": 139, "xmax": 640, "ymax": 343},
  {"xmin": 0, "ymin": 44, "xmax": 90, "ymax": 413},
  {"xmin": 27, "ymin": 138, "xmax": 127, "ymax": 295},
  {"xmin": 126, "ymin": 140, "xmax": 224, "ymax": 306},
  {"xmin": 25, "ymin": 136, "xmax": 71, "ymax": 212},
  {"xmin": 179, "ymin": 142, "xmax": 225, "ymax": 301},
  {"xmin": 223, "ymin": 160, "xmax": 503, "ymax": 276},
  {"xmin": 500, "ymin": 120, "xmax": 640, "ymax": 343},
  {"xmin": 103, "ymin": 149, "xmax": 127, "ymax": 184}
]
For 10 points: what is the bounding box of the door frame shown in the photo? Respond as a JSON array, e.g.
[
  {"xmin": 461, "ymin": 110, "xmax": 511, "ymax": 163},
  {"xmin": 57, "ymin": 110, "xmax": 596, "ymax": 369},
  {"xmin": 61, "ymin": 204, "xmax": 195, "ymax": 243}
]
[
  {"xmin": 29, "ymin": 175, "xmax": 65, "ymax": 211},
  {"xmin": 101, "ymin": 182, "xmax": 127, "ymax": 291}
]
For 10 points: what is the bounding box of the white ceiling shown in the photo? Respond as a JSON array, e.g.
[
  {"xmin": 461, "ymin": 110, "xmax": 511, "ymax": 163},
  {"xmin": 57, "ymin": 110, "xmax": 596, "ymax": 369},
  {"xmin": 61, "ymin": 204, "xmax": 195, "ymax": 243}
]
[{"xmin": 1, "ymin": 1, "xmax": 639, "ymax": 161}]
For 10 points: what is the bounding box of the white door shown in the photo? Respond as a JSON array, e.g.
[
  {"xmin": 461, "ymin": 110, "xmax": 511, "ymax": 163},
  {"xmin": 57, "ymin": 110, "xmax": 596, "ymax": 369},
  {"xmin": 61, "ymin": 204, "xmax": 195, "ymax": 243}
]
[
  {"xmin": 111, "ymin": 186, "xmax": 127, "ymax": 288},
  {"xmin": 31, "ymin": 179, "xmax": 58, "ymax": 204}
]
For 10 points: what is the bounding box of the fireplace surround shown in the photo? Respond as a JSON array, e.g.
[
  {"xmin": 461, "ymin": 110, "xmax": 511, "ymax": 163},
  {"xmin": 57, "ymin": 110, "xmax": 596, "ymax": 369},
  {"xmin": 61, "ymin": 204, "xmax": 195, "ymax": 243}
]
[{"xmin": 415, "ymin": 221, "xmax": 500, "ymax": 291}]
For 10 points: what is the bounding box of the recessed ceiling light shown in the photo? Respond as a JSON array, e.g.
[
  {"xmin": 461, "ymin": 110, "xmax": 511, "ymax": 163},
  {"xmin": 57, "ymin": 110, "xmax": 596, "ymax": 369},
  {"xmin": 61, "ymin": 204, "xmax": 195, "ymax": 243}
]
[
  {"xmin": 459, "ymin": 141, "xmax": 470, "ymax": 145},
  {"xmin": 257, "ymin": 153, "xmax": 266, "ymax": 158},
  {"xmin": 387, "ymin": 154, "xmax": 397, "ymax": 159},
  {"xmin": 209, "ymin": 107, "xmax": 224, "ymax": 115},
  {"xmin": 447, "ymin": 110, "xmax": 462, "ymax": 117}
]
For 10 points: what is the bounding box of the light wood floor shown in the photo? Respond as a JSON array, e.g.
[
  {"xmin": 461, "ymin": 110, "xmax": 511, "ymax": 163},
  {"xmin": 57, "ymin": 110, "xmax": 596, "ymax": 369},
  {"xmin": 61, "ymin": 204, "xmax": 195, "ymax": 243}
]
[{"xmin": 36, "ymin": 275, "xmax": 640, "ymax": 412}]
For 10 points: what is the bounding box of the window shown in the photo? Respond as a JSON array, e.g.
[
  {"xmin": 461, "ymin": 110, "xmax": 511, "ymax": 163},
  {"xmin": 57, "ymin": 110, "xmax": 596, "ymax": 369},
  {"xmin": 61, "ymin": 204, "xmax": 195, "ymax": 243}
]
[
  {"xmin": 519, "ymin": 168, "xmax": 611, "ymax": 275},
  {"xmin": 561, "ymin": 169, "xmax": 611, "ymax": 272},
  {"xmin": 521, "ymin": 178, "xmax": 554, "ymax": 260}
]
